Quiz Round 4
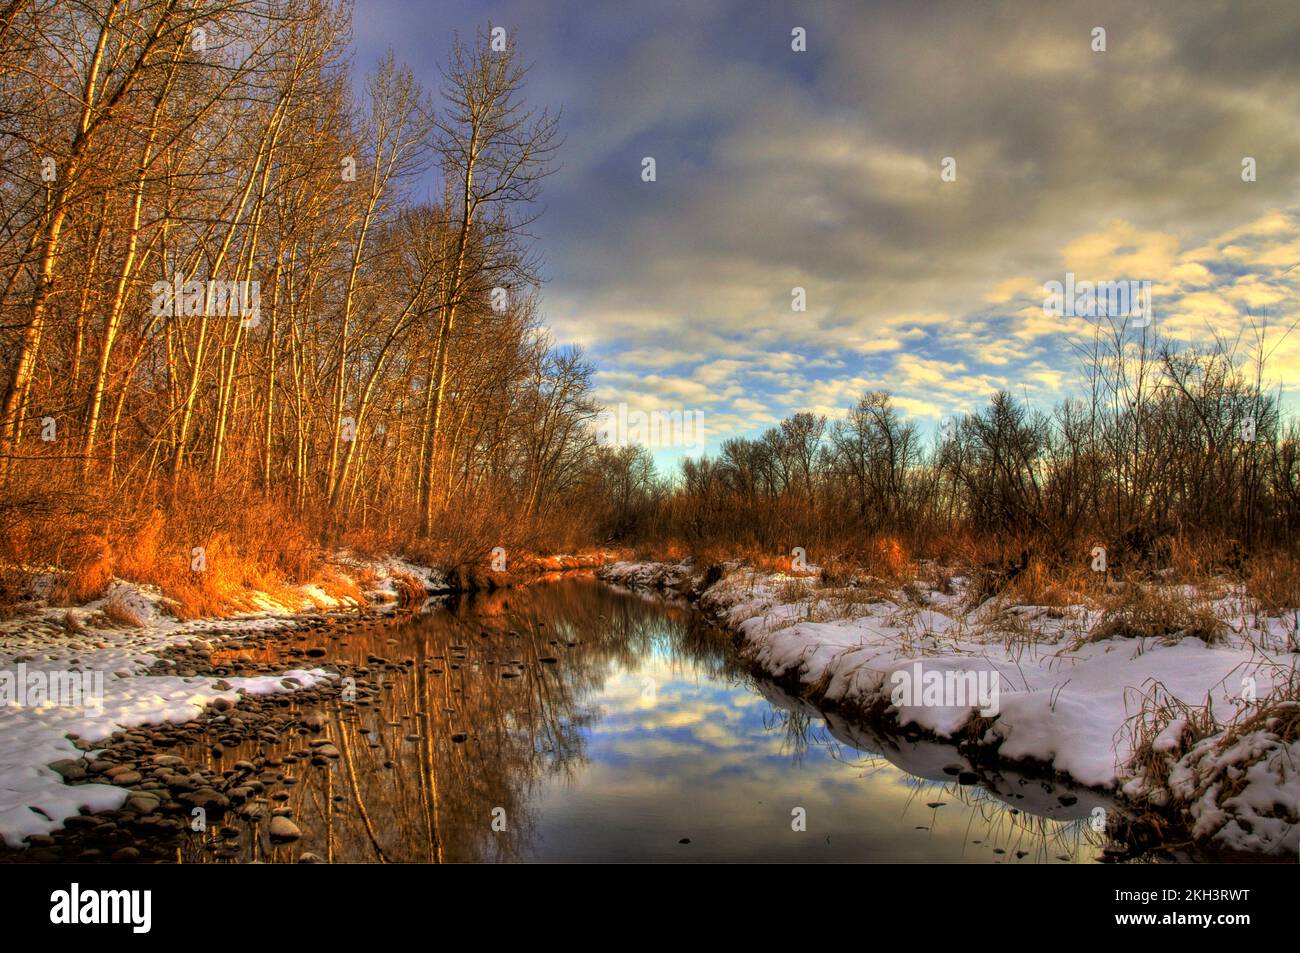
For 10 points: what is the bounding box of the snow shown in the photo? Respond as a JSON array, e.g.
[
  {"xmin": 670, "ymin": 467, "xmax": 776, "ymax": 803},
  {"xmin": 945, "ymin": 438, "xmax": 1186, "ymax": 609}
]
[
  {"xmin": 334, "ymin": 551, "xmax": 449, "ymax": 599},
  {"xmin": 601, "ymin": 559, "xmax": 1299, "ymax": 856},
  {"xmin": 1166, "ymin": 716, "xmax": 1300, "ymax": 855},
  {"xmin": 0, "ymin": 554, "xmax": 437, "ymax": 848}
]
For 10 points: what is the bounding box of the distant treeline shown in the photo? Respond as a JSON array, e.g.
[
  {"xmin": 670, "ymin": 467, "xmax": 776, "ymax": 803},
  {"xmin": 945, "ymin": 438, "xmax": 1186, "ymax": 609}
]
[{"xmin": 589, "ymin": 323, "xmax": 1300, "ymax": 569}]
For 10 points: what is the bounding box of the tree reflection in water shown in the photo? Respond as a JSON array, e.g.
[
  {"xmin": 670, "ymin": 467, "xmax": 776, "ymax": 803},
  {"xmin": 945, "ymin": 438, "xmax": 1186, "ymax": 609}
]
[{"xmin": 170, "ymin": 577, "xmax": 1133, "ymax": 864}]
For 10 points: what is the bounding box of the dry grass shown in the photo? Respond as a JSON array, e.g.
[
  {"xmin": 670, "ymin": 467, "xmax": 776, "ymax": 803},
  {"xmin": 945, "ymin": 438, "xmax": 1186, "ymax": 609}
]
[
  {"xmin": 1227, "ymin": 697, "xmax": 1300, "ymax": 748},
  {"xmin": 1215, "ymin": 664, "xmax": 1300, "ymax": 747},
  {"xmin": 102, "ymin": 590, "xmax": 146, "ymax": 628},
  {"xmin": 819, "ymin": 555, "xmax": 857, "ymax": 588},
  {"xmin": 827, "ymin": 581, "xmax": 896, "ymax": 614},
  {"xmin": 390, "ymin": 571, "xmax": 428, "ymax": 610},
  {"xmin": 1084, "ymin": 584, "xmax": 1226, "ymax": 645},
  {"xmin": 970, "ymin": 602, "xmax": 1043, "ymax": 648},
  {"xmin": 48, "ymin": 532, "xmax": 115, "ymax": 604},
  {"xmin": 869, "ymin": 535, "xmax": 914, "ymax": 580},
  {"xmin": 1123, "ymin": 680, "xmax": 1220, "ymax": 803},
  {"xmin": 917, "ymin": 559, "xmax": 956, "ymax": 596},
  {"xmin": 774, "ymin": 576, "xmax": 815, "ymax": 601},
  {"xmin": 60, "ymin": 610, "xmax": 87, "ymax": 634},
  {"xmin": 1245, "ymin": 551, "xmax": 1300, "ymax": 615},
  {"xmin": 315, "ymin": 567, "xmax": 366, "ymax": 606},
  {"xmin": 335, "ymin": 524, "xmax": 398, "ymax": 560},
  {"xmin": 347, "ymin": 563, "xmax": 380, "ymax": 591},
  {"xmin": 1003, "ymin": 558, "xmax": 1090, "ymax": 609},
  {"xmin": 2, "ymin": 474, "xmax": 339, "ymax": 620},
  {"xmin": 1125, "ymin": 667, "xmax": 1300, "ymax": 842}
]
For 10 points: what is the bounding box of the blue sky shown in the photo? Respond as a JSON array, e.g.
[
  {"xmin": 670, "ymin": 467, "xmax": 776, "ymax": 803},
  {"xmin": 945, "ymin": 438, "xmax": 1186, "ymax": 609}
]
[{"xmin": 353, "ymin": 0, "xmax": 1300, "ymax": 469}]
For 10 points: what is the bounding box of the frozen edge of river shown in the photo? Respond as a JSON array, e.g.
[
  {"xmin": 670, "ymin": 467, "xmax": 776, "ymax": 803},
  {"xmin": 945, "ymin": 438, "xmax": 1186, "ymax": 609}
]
[{"xmin": 599, "ymin": 559, "xmax": 1299, "ymax": 858}]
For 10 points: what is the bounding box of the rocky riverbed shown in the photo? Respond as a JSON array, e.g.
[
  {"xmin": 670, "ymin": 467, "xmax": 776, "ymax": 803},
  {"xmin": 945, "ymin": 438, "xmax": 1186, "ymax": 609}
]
[{"xmin": 1, "ymin": 609, "xmax": 408, "ymax": 863}]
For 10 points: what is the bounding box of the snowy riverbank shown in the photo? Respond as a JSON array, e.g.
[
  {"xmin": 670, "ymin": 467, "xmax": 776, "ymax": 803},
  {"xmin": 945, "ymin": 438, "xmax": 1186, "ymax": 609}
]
[
  {"xmin": 0, "ymin": 554, "xmax": 445, "ymax": 847},
  {"xmin": 599, "ymin": 559, "xmax": 1299, "ymax": 857}
]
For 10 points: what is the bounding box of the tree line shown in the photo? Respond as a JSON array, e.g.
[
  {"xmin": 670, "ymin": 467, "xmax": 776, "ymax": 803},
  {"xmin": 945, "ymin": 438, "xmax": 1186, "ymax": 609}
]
[
  {"xmin": 0, "ymin": 0, "xmax": 604, "ymax": 578},
  {"xmin": 1, "ymin": 0, "xmax": 1294, "ymax": 592},
  {"xmin": 594, "ymin": 319, "xmax": 1300, "ymax": 571}
]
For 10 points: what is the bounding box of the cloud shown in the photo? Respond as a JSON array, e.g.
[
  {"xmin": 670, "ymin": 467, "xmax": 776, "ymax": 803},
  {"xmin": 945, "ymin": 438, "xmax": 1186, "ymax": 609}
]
[{"xmin": 355, "ymin": 0, "xmax": 1300, "ymax": 463}]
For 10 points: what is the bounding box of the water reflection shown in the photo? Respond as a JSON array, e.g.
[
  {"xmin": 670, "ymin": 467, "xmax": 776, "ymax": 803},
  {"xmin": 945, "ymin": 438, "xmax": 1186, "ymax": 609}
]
[{"xmin": 175, "ymin": 577, "xmax": 1116, "ymax": 863}]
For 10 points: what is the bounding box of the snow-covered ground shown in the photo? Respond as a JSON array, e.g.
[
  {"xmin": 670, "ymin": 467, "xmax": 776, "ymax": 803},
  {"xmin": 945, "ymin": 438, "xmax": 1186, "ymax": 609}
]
[
  {"xmin": 600, "ymin": 559, "xmax": 1300, "ymax": 856},
  {"xmin": 333, "ymin": 551, "xmax": 450, "ymax": 600},
  {"xmin": 0, "ymin": 554, "xmax": 447, "ymax": 848}
]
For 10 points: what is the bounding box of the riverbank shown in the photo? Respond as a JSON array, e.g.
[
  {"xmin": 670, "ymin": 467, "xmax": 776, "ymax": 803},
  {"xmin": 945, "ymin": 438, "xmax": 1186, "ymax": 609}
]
[
  {"xmin": 598, "ymin": 559, "xmax": 1300, "ymax": 859},
  {"xmin": 0, "ymin": 550, "xmax": 610, "ymax": 848}
]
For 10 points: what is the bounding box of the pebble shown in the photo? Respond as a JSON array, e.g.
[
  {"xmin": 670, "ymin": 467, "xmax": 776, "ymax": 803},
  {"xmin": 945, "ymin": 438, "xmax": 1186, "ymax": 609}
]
[
  {"xmin": 126, "ymin": 793, "xmax": 162, "ymax": 814},
  {"xmin": 49, "ymin": 759, "xmax": 87, "ymax": 781},
  {"xmin": 269, "ymin": 816, "xmax": 302, "ymax": 842}
]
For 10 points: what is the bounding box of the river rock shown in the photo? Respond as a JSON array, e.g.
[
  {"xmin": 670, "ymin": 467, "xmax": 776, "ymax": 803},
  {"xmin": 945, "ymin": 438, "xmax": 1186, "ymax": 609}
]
[
  {"xmin": 126, "ymin": 793, "xmax": 162, "ymax": 814},
  {"xmin": 269, "ymin": 816, "xmax": 301, "ymax": 842},
  {"xmin": 181, "ymin": 788, "xmax": 230, "ymax": 811},
  {"xmin": 49, "ymin": 759, "xmax": 87, "ymax": 781}
]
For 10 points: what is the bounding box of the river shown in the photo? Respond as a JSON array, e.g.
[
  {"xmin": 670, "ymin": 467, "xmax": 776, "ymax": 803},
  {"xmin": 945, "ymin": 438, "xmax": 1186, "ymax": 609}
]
[{"xmin": 148, "ymin": 575, "xmax": 1125, "ymax": 863}]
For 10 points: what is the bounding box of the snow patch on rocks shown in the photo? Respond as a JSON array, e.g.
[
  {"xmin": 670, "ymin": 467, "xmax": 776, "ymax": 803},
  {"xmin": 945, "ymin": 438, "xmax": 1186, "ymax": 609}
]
[{"xmin": 0, "ymin": 551, "xmax": 442, "ymax": 847}]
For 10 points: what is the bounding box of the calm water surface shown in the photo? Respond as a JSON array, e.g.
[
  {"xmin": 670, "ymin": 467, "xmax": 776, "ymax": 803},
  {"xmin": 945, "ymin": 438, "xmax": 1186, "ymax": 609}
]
[{"xmin": 177, "ymin": 577, "xmax": 1117, "ymax": 863}]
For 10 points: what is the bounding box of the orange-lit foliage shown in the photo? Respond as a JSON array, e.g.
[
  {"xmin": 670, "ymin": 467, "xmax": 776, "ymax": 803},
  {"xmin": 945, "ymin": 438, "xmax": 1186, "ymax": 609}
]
[{"xmin": 3, "ymin": 470, "xmax": 332, "ymax": 619}]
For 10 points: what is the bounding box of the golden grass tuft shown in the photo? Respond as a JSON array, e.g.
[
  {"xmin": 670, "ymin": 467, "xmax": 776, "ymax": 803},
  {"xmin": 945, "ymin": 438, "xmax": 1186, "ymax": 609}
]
[
  {"xmin": 391, "ymin": 570, "xmax": 427, "ymax": 610},
  {"xmin": 1085, "ymin": 584, "xmax": 1226, "ymax": 645},
  {"xmin": 868, "ymin": 535, "xmax": 913, "ymax": 581},
  {"xmin": 49, "ymin": 533, "xmax": 115, "ymax": 604},
  {"xmin": 349, "ymin": 563, "xmax": 380, "ymax": 590},
  {"xmin": 1003, "ymin": 557, "xmax": 1089, "ymax": 609},
  {"xmin": 102, "ymin": 590, "xmax": 146, "ymax": 628},
  {"xmin": 316, "ymin": 567, "xmax": 366, "ymax": 605},
  {"xmin": 1245, "ymin": 551, "xmax": 1300, "ymax": 615}
]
